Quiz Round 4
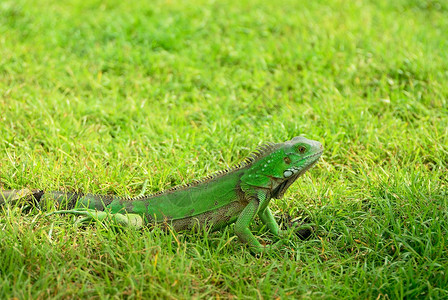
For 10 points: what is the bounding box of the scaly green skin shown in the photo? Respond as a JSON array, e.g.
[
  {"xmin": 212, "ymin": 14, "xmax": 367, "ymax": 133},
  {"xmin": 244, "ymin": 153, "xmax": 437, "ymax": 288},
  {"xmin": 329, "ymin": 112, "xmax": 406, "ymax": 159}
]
[{"xmin": 0, "ymin": 137, "xmax": 323, "ymax": 253}]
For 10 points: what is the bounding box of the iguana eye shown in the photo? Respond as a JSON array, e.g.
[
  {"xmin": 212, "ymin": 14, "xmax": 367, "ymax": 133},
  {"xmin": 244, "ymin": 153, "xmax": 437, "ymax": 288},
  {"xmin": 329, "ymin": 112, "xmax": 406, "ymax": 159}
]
[
  {"xmin": 298, "ymin": 146, "xmax": 306, "ymax": 154},
  {"xmin": 284, "ymin": 157, "xmax": 291, "ymax": 164}
]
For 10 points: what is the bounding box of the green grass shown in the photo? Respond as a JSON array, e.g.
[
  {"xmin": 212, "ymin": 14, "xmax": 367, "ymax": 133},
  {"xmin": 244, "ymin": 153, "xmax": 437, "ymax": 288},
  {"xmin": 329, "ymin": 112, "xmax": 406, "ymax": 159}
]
[{"xmin": 1, "ymin": 0, "xmax": 447, "ymax": 298}]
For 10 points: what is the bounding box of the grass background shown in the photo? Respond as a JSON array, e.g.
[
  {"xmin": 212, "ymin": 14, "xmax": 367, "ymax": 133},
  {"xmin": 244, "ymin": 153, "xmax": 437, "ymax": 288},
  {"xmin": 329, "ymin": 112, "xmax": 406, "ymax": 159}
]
[{"xmin": 0, "ymin": 0, "xmax": 447, "ymax": 298}]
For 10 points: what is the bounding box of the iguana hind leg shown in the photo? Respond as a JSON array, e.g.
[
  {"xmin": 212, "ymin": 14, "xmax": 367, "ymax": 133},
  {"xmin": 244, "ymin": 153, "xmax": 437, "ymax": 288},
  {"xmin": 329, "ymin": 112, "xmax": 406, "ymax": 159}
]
[{"xmin": 47, "ymin": 209, "xmax": 144, "ymax": 228}]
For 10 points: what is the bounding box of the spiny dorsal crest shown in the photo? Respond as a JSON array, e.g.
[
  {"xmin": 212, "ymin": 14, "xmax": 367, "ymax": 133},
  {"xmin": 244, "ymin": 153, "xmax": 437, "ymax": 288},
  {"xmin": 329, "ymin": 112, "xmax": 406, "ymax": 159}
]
[
  {"xmin": 131, "ymin": 141, "xmax": 280, "ymax": 200},
  {"xmin": 243, "ymin": 142, "xmax": 277, "ymax": 164}
]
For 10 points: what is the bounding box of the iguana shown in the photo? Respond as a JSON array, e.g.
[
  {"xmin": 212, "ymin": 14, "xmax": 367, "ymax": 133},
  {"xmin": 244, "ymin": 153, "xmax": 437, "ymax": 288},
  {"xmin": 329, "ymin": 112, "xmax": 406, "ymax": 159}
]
[{"xmin": 0, "ymin": 137, "xmax": 323, "ymax": 253}]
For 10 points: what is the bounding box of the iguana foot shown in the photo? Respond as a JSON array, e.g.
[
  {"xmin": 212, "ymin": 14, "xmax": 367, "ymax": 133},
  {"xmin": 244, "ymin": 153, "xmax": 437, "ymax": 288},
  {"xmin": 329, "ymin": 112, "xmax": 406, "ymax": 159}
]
[{"xmin": 47, "ymin": 209, "xmax": 144, "ymax": 228}]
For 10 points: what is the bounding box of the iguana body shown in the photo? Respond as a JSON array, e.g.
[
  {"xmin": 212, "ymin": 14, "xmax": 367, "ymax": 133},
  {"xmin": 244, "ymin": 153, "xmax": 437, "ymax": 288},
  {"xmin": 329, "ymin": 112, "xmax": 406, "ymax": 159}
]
[{"xmin": 0, "ymin": 137, "xmax": 323, "ymax": 252}]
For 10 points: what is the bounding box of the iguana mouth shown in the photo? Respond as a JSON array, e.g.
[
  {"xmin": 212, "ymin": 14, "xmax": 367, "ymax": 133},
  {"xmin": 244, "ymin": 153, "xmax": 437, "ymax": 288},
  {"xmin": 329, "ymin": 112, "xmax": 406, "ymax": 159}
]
[{"xmin": 303, "ymin": 150, "xmax": 323, "ymax": 162}]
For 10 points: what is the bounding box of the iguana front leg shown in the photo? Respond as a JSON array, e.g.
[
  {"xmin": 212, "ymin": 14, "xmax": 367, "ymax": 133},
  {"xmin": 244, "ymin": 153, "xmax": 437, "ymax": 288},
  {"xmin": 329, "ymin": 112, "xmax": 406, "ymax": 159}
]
[
  {"xmin": 258, "ymin": 206, "xmax": 281, "ymax": 236},
  {"xmin": 256, "ymin": 190, "xmax": 287, "ymax": 238},
  {"xmin": 234, "ymin": 198, "xmax": 263, "ymax": 252},
  {"xmin": 235, "ymin": 191, "xmax": 284, "ymax": 253},
  {"xmin": 259, "ymin": 206, "xmax": 298, "ymax": 240}
]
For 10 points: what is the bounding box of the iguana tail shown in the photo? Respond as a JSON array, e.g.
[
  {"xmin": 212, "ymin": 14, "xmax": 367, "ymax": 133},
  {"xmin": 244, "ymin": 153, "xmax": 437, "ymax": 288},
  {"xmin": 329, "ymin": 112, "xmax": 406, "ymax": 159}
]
[
  {"xmin": 0, "ymin": 189, "xmax": 114, "ymax": 210},
  {"xmin": 0, "ymin": 189, "xmax": 43, "ymax": 206}
]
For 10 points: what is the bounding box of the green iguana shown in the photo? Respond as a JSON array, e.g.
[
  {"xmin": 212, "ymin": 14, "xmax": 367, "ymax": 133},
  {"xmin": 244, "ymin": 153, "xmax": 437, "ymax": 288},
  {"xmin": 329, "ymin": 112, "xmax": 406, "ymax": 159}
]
[{"xmin": 0, "ymin": 137, "xmax": 323, "ymax": 253}]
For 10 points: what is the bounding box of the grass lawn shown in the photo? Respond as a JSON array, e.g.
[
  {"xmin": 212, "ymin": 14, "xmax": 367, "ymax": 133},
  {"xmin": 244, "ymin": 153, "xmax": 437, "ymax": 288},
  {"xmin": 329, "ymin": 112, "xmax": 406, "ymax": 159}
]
[{"xmin": 1, "ymin": 0, "xmax": 447, "ymax": 298}]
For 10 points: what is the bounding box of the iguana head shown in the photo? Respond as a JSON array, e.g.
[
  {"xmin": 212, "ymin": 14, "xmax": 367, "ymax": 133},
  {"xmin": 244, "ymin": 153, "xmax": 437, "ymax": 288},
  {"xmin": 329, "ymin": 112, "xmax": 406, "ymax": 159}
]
[
  {"xmin": 270, "ymin": 136, "xmax": 323, "ymax": 198},
  {"xmin": 240, "ymin": 136, "xmax": 323, "ymax": 199}
]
